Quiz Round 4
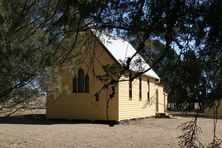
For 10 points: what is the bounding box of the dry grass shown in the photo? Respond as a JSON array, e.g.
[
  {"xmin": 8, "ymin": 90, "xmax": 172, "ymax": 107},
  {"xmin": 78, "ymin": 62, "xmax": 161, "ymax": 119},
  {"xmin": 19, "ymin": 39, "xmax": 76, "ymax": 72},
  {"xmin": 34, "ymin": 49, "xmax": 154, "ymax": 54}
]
[{"xmin": 0, "ymin": 110, "xmax": 221, "ymax": 148}]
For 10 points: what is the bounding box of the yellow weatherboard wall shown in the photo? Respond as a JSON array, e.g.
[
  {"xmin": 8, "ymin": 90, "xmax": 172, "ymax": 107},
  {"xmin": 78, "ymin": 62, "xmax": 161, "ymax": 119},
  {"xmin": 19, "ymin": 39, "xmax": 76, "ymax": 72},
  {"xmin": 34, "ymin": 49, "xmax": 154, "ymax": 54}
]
[
  {"xmin": 46, "ymin": 31, "xmax": 167, "ymax": 121},
  {"xmin": 47, "ymin": 41, "xmax": 119, "ymax": 121},
  {"xmin": 118, "ymin": 76, "xmax": 167, "ymax": 120}
]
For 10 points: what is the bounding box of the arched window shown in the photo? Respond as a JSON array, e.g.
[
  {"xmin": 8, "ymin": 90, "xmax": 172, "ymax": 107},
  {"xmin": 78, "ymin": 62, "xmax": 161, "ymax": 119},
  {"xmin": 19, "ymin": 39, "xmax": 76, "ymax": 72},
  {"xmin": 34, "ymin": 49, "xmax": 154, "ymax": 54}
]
[
  {"xmin": 78, "ymin": 69, "xmax": 85, "ymax": 92},
  {"xmin": 85, "ymin": 74, "xmax": 89, "ymax": 92},
  {"xmin": 73, "ymin": 75, "xmax": 77, "ymax": 92},
  {"xmin": 73, "ymin": 69, "xmax": 90, "ymax": 93}
]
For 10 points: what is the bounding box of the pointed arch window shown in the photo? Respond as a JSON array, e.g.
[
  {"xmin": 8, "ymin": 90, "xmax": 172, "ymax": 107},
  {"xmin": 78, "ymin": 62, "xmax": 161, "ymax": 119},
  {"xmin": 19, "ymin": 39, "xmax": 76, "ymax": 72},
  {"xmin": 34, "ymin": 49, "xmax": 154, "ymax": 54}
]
[
  {"xmin": 73, "ymin": 68, "xmax": 89, "ymax": 93},
  {"xmin": 85, "ymin": 74, "xmax": 89, "ymax": 92},
  {"xmin": 73, "ymin": 76, "xmax": 77, "ymax": 92},
  {"xmin": 78, "ymin": 69, "xmax": 85, "ymax": 92}
]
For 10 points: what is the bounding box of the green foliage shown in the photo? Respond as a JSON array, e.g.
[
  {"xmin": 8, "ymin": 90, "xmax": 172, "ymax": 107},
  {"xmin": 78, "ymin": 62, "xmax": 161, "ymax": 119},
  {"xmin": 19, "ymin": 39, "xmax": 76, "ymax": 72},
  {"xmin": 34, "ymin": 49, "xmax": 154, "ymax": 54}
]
[
  {"xmin": 94, "ymin": 0, "xmax": 222, "ymax": 111},
  {"xmin": 0, "ymin": 1, "xmax": 221, "ymax": 146},
  {"xmin": 0, "ymin": 0, "xmax": 104, "ymax": 104},
  {"xmin": 1, "ymin": 0, "xmax": 222, "ymax": 118}
]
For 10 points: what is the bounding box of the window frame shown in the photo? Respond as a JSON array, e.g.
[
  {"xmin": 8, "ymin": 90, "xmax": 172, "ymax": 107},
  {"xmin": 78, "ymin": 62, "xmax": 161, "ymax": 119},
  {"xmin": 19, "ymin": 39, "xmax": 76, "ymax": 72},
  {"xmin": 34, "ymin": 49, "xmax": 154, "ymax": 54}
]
[
  {"xmin": 139, "ymin": 76, "xmax": 142, "ymax": 101},
  {"xmin": 147, "ymin": 78, "xmax": 150, "ymax": 100},
  {"xmin": 73, "ymin": 75, "xmax": 78, "ymax": 92},
  {"xmin": 77, "ymin": 69, "xmax": 85, "ymax": 92},
  {"xmin": 73, "ymin": 69, "xmax": 90, "ymax": 93},
  {"xmin": 85, "ymin": 74, "xmax": 89, "ymax": 92},
  {"xmin": 129, "ymin": 72, "xmax": 132, "ymax": 100}
]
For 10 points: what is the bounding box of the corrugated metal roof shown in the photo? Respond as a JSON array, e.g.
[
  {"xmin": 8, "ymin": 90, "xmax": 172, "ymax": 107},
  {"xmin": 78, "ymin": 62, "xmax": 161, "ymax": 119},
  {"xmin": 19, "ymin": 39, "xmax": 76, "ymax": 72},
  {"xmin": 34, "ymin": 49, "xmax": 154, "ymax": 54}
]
[{"xmin": 93, "ymin": 30, "xmax": 160, "ymax": 80}]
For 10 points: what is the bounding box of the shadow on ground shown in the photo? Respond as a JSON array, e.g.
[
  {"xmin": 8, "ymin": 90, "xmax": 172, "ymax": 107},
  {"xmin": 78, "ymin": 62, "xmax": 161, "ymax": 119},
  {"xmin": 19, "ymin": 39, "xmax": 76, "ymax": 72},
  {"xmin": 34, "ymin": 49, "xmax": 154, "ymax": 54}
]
[
  {"xmin": 0, "ymin": 114, "xmax": 116, "ymax": 126},
  {"xmin": 0, "ymin": 113, "xmax": 219, "ymax": 126}
]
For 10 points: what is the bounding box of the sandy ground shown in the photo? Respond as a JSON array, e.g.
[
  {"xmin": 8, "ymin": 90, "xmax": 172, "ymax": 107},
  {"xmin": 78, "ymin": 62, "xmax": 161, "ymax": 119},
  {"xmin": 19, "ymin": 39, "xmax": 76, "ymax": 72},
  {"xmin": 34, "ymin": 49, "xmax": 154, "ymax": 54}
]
[{"xmin": 0, "ymin": 110, "xmax": 221, "ymax": 148}]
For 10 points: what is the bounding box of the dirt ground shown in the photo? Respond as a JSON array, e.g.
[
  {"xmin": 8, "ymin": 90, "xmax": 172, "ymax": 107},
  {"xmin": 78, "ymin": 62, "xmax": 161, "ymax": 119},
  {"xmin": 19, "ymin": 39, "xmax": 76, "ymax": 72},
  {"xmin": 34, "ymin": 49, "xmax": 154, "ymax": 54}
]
[{"xmin": 0, "ymin": 110, "xmax": 221, "ymax": 148}]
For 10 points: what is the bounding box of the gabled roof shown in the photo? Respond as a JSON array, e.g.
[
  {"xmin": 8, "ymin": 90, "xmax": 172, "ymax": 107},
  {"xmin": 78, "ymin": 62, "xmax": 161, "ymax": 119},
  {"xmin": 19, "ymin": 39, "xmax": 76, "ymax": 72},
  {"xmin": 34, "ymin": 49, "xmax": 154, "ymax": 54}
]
[{"xmin": 93, "ymin": 30, "xmax": 160, "ymax": 80}]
